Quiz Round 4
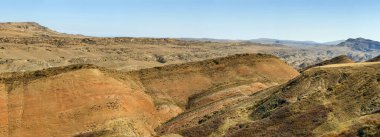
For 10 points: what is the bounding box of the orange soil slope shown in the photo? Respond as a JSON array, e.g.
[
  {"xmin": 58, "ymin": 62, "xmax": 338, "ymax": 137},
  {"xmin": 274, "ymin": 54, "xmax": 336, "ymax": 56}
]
[
  {"xmin": 0, "ymin": 53, "xmax": 299, "ymax": 137},
  {"xmin": 157, "ymin": 62, "xmax": 380, "ymax": 137},
  {"xmin": 9, "ymin": 69, "xmax": 165, "ymax": 136},
  {"xmin": 131, "ymin": 54, "xmax": 300, "ymax": 110}
]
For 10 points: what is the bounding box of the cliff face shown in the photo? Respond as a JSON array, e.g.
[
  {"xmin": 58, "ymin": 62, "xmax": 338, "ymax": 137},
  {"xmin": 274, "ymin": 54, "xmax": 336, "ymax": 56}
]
[
  {"xmin": 0, "ymin": 53, "xmax": 299, "ymax": 137},
  {"xmin": 157, "ymin": 62, "xmax": 380, "ymax": 137}
]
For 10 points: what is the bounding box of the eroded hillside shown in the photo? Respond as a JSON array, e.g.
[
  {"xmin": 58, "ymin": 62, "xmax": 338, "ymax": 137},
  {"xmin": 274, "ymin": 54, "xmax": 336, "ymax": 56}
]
[
  {"xmin": 0, "ymin": 22, "xmax": 294, "ymax": 73},
  {"xmin": 157, "ymin": 62, "xmax": 380, "ymax": 137},
  {"xmin": 0, "ymin": 53, "xmax": 299, "ymax": 137},
  {"xmin": 1, "ymin": 22, "xmax": 379, "ymax": 72},
  {"xmin": 1, "ymin": 22, "xmax": 380, "ymax": 137},
  {"xmin": 299, "ymin": 55, "xmax": 354, "ymax": 72}
]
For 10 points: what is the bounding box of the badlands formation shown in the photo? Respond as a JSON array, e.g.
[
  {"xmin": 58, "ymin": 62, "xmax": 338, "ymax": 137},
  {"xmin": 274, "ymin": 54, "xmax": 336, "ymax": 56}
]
[
  {"xmin": 1, "ymin": 54, "xmax": 299, "ymax": 136},
  {"xmin": 0, "ymin": 22, "xmax": 379, "ymax": 137}
]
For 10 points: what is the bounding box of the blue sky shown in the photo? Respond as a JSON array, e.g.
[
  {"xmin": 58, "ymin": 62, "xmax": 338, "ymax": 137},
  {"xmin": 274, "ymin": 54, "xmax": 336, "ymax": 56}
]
[{"xmin": 1, "ymin": 0, "xmax": 380, "ymax": 42}]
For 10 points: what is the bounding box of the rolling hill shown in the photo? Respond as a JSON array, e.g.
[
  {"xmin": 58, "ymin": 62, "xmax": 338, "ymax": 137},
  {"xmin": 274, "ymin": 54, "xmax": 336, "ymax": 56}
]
[
  {"xmin": 299, "ymin": 55, "xmax": 354, "ymax": 72},
  {"xmin": 1, "ymin": 22, "xmax": 380, "ymax": 71},
  {"xmin": 0, "ymin": 22, "xmax": 82, "ymax": 38},
  {"xmin": 0, "ymin": 22, "xmax": 379, "ymax": 137},
  {"xmin": 0, "ymin": 53, "xmax": 299, "ymax": 137},
  {"xmin": 367, "ymin": 55, "xmax": 380, "ymax": 62},
  {"xmin": 157, "ymin": 62, "xmax": 380, "ymax": 137}
]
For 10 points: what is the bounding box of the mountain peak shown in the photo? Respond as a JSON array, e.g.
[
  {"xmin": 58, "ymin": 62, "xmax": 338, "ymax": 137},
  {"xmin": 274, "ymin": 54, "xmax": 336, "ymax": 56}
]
[{"xmin": 337, "ymin": 38, "xmax": 380, "ymax": 51}]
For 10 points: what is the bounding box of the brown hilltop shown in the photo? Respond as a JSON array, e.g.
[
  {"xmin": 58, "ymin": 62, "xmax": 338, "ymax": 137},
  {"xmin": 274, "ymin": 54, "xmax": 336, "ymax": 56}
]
[
  {"xmin": 367, "ymin": 55, "xmax": 380, "ymax": 62},
  {"xmin": 0, "ymin": 22, "xmax": 294, "ymax": 73},
  {"xmin": 2, "ymin": 22, "xmax": 378, "ymax": 72},
  {"xmin": 0, "ymin": 22, "xmax": 235, "ymax": 47},
  {"xmin": 0, "ymin": 22, "xmax": 72, "ymax": 37},
  {"xmin": 0, "ymin": 53, "xmax": 299, "ymax": 137},
  {"xmin": 299, "ymin": 55, "xmax": 354, "ymax": 72},
  {"xmin": 157, "ymin": 62, "xmax": 380, "ymax": 137}
]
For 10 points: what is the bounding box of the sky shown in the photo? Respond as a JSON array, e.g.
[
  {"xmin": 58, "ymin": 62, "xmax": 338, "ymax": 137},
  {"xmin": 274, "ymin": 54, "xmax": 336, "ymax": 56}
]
[{"xmin": 1, "ymin": 0, "xmax": 380, "ymax": 42}]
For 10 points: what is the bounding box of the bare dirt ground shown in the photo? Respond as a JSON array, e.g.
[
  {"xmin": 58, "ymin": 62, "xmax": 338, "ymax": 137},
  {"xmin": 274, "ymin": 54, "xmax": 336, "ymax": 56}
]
[
  {"xmin": 1, "ymin": 22, "xmax": 379, "ymax": 73},
  {"xmin": 0, "ymin": 40, "xmax": 289, "ymax": 72},
  {"xmin": 0, "ymin": 22, "xmax": 295, "ymax": 72}
]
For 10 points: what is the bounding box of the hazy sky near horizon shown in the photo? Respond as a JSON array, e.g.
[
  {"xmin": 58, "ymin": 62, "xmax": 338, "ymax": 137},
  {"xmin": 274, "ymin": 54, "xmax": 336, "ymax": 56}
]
[{"xmin": 1, "ymin": 0, "xmax": 380, "ymax": 42}]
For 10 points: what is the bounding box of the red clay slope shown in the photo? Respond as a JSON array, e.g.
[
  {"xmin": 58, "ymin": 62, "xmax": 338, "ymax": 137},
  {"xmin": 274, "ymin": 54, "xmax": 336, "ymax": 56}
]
[
  {"xmin": 0, "ymin": 53, "xmax": 299, "ymax": 137},
  {"xmin": 157, "ymin": 62, "xmax": 380, "ymax": 137}
]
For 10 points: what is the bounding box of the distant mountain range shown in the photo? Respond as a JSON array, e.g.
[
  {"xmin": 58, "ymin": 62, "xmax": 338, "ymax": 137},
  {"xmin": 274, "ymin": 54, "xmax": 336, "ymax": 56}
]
[
  {"xmin": 177, "ymin": 38, "xmax": 241, "ymax": 43},
  {"xmin": 179, "ymin": 38, "xmax": 380, "ymax": 50},
  {"xmin": 323, "ymin": 40, "xmax": 346, "ymax": 45},
  {"xmin": 178, "ymin": 38, "xmax": 346, "ymax": 47},
  {"xmin": 336, "ymin": 38, "xmax": 380, "ymax": 52},
  {"xmin": 249, "ymin": 38, "xmax": 345, "ymax": 47}
]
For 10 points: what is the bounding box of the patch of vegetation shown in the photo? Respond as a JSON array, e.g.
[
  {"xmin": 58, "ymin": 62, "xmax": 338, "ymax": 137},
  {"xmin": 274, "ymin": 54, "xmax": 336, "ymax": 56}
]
[
  {"xmin": 212, "ymin": 60, "xmax": 220, "ymax": 65},
  {"xmin": 73, "ymin": 130, "xmax": 113, "ymax": 137},
  {"xmin": 251, "ymin": 97, "xmax": 288, "ymax": 119},
  {"xmin": 81, "ymin": 38, "xmax": 97, "ymax": 44},
  {"xmin": 357, "ymin": 125, "xmax": 380, "ymax": 137},
  {"xmin": 155, "ymin": 55, "xmax": 167, "ymax": 63},
  {"xmin": 181, "ymin": 117, "xmax": 223, "ymax": 137},
  {"xmin": 197, "ymin": 110, "xmax": 224, "ymax": 124},
  {"xmin": 33, "ymin": 70, "xmax": 46, "ymax": 77},
  {"xmin": 227, "ymin": 105, "xmax": 330, "ymax": 137}
]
